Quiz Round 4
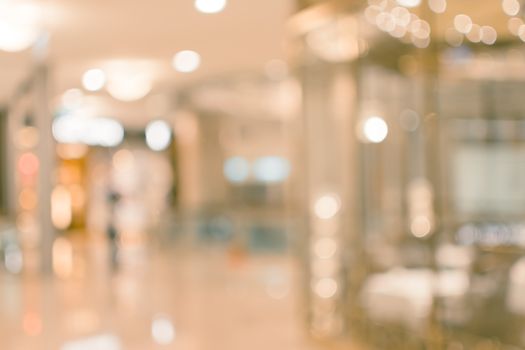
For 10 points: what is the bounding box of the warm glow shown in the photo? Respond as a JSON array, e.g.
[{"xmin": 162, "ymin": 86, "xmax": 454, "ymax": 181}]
[
  {"xmin": 53, "ymin": 237, "xmax": 74, "ymax": 278},
  {"xmin": 19, "ymin": 188, "xmax": 37, "ymax": 210},
  {"xmin": 23, "ymin": 312, "xmax": 42, "ymax": 337},
  {"xmin": 56, "ymin": 144, "xmax": 89, "ymax": 160},
  {"xmin": 51, "ymin": 186, "xmax": 73, "ymax": 230},
  {"xmin": 18, "ymin": 152, "xmax": 39, "ymax": 176},
  {"xmin": 112, "ymin": 149, "xmax": 135, "ymax": 171}
]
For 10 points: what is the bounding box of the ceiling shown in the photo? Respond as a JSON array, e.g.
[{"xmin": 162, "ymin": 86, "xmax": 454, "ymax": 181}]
[{"xmin": 0, "ymin": 0, "xmax": 294, "ymax": 127}]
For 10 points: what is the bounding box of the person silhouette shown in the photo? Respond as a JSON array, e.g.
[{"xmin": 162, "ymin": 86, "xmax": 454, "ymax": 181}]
[{"xmin": 107, "ymin": 189, "xmax": 121, "ymax": 270}]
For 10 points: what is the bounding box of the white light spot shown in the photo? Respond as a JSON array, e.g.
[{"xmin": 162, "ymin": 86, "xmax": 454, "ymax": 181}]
[
  {"xmin": 466, "ymin": 24, "xmax": 481, "ymax": 43},
  {"xmin": 480, "ymin": 26, "xmax": 497, "ymax": 45},
  {"xmin": 223, "ymin": 157, "xmax": 250, "ymax": 183},
  {"xmin": 428, "ymin": 0, "xmax": 446, "ymax": 13},
  {"xmin": 61, "ymin": 334, "xmax": 122, "ymax": 350},
  {"xmin": 173, "ymin": 50, "xmax": 201, "ymax": 73},
  {"xmin": 82, "ymin": 69, "xmax": 106, "ymax": 92},
  {"xmin": 252, "ymin": 156, "xmax": 291, "ymax": 183},
  {"xmin": 391, "ymin": 7, "xmax": 411, "ymax": 27},
  {"xmin": 53, "ymin": 116, "xmax": 124, "ymax": 148},
  {"xmin": 314, "ymin": 194, "xmax": 341, "ymax": 220},
  {"xmin": 151, "ymin": 316, "xmax": 175, "ymax": 345},
  {"xmin": 376, "ymin": 12, "xmax": 396, "ymax": 32},
  {"xmin": 454, "ymin": 14, "xmax": 473, "ymax": 34},
  {"xmin": 0, "ymin": 19, "xmax": 38, "ymax": 52},
  {"xmin": 107, "ymin": 73, "xmax": 152, "ymax": 101},
  {"xmin": 145, "ymin": 120, "xmax": 172, "ymax": 151},
  {"xmin": 503, "ymin": 0, "xmax": 520, "ymax": 16},
  {"xmin": 5, "ymin": 245, "xmax": 23, "ymax": 274},
  {"xmin": 396, "ymin": 0, "xmax": 421, "ymax": 8},
  {"xmin": 410, "ymin": 19, "xmax": 431, "ymax": 39},
  {"xmin": 362, "ymin": 116, "xmax": 389, "ymax": 143},
  {"xmin": 194, "ymin": 0, "xmax": 227, "ymax": 14}
]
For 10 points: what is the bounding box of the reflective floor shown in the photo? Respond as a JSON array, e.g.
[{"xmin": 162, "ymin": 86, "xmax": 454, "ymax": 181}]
[{"xmin": 0, "ymin": 226, "xmax": 321, "ymax": 350}]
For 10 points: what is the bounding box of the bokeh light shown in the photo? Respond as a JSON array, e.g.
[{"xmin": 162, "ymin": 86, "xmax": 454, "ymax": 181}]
[
  {"xmin": 361, "ymin": 116, "xmax": 389, "ymax": 143},
  {"xmin": 172, "ymin": 50, "xmax": 201, "ymax": 73},
  {"xmin": 195, "ymin": 0, "xmax": 227, "ymax": 14},
  {"xmin": 145, "ymin": 120, "xmax": 172, "ymax": 151},
  {"xmin": 82, "ymin": 68, "xmax": 106, "ymax": 92},
  {"xmin": 314, "ymin": 194, "xmax": 341, "ymax": 219}
]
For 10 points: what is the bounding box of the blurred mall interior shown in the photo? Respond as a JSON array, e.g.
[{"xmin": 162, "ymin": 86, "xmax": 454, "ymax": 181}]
[{"xmin": 2, "ymin": 0, "xmax": 525, "ymax": 349}]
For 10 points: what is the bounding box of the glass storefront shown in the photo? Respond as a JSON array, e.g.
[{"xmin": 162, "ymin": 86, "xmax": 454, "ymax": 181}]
[{"xmin": 293, "ymin": 1, "xmax": 525, "ymax": 348}]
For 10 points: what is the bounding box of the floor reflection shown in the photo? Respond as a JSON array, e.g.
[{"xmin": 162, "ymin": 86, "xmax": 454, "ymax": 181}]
[{"xmin": 0, "ymin": 228, "xmax": 321, "ymax": 350}]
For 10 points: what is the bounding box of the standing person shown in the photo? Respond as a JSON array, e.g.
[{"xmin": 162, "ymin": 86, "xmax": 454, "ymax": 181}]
[{"xmin": 107, "ymin": 189, "xmax": 121, "ymax": 270}]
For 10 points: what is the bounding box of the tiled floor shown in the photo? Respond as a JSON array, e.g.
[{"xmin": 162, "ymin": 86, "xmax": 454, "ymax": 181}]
[{"xmin": 0, "ymin": 234, "xmax": 324, "ymax": 350}]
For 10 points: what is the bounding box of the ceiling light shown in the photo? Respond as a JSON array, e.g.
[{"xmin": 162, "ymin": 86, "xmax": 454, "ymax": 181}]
[
  {"xmin": 107, "ymin": 73, "xmax": 152, "ymax": 101},
  {"xmin": 0, "ymin": 2, "xmax": 40, "ymax": 52},
  {"xmin": 82, "ymin": 68, "xmax": 106, "ymax": 92},
  {"xmin": 0, "ymin": 20, "xmax": 38, "ymax": 52},
  {"xmin": 194, "ymin": 0, "xmax": 227, "ymax": 14},
  {"xmin": 172, "ymin": 50, "xmax": 201, "ymax": 73}
]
